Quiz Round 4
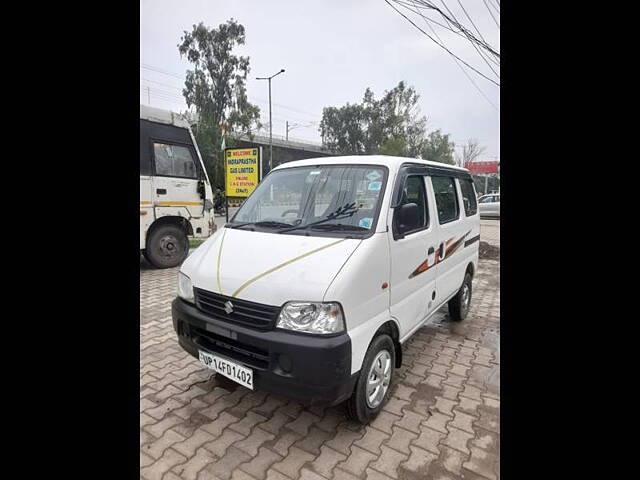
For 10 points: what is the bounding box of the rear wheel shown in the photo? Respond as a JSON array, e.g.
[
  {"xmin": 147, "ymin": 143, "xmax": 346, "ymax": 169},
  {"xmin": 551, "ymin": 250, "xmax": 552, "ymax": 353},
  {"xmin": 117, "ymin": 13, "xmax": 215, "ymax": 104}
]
[
  {"xmin": 346, "ymin": 334, "xmax": 395, "ymax": 424},
  {"xmin": 146, "ymin": 224, "xmax": 189, "ymax": 268},
  {"xmin": 448, "ymin": 273, "xmax": 472, "ymax": 322}
]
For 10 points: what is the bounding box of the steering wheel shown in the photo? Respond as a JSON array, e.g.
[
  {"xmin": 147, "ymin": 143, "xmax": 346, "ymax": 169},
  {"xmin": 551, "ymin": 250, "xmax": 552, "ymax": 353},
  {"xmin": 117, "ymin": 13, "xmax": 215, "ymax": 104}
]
[{"xmin": 281, "ymin": 209, "xmax": 299, "ymax": 218}]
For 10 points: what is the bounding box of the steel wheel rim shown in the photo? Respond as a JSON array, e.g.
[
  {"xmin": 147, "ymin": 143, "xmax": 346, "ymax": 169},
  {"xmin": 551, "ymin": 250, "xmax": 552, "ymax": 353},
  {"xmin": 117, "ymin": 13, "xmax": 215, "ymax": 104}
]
[
  {"xmin": 159, "ymin": 235, "xmax": 181, "ymax": 258},
  {"xmin": 366, "ymin": 349, "xmax": 392, "ymax": 408}
]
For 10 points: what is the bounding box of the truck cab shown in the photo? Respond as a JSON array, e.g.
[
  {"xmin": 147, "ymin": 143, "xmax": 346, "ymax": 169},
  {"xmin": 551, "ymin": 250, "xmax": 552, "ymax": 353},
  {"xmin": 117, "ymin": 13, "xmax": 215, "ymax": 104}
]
[{"xmin": 140, "ymin": 105, "xmax": 215, "ymax": 268}]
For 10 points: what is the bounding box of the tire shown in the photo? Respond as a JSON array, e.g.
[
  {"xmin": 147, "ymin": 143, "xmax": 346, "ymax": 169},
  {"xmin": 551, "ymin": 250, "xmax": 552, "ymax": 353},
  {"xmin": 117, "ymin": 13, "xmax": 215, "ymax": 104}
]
[
  {"xmin": 146, "ymin": 224, "xmax": 189, "ymax": 269},
  {"xmin": 346, "ymin": 334, "xmax": 395, "ymax": 424},
  {"xmin": 448, "ymin": 272, "xmax": 472, "ymax": 322}
]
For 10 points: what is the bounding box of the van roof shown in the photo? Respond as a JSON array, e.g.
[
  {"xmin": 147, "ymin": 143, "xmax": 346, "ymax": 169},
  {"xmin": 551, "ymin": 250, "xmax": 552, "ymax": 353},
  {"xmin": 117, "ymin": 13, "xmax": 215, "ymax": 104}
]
[
  {"xmin": 140, "ymin": 104, "xmax": 191, "ymax": 130},
  {"xmin": 271, "ymin": 155, "xmax": 470, "ymax": 174}
]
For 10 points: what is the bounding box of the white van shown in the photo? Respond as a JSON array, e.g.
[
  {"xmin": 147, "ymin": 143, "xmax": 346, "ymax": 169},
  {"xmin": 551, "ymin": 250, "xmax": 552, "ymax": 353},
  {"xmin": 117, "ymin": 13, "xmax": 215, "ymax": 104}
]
[
  {"xmin": 140, "ymin": 105, "xmax": 215, "ymax": 268},
  {"xmin": 172, "ymin": 156, "xmax": 480, "ymax": 423}
]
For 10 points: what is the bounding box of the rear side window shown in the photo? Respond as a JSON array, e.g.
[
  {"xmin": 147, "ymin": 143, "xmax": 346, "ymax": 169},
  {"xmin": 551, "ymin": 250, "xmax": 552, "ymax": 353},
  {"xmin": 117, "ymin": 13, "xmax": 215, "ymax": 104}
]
[
  {"xmin": 401, "ymin": 175, "xmax": 428, "ymax": 231},
  {"xmin": 480, "ymin": 195, "xmax": 494, "ymax": 203},
  {"xmin": 459, "ymin": 179, "xmax": 478, "ymax": 216},
  {"xmin": 432, "ymin": 176, "xmax": 460, "ymax": 224},
  {"xmin": 153, "ymin": 143, "xmax": 197, "ymax": 178}
]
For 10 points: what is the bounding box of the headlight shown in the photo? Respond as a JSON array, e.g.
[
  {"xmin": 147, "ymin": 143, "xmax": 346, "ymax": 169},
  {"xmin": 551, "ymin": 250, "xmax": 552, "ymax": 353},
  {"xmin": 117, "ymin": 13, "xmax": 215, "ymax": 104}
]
[
  {"xmin": 276, "ymin": 302, "xmax": 345, "ymax": 335},
  {"xmin": 177, "ymin": 272, "xmax": 194, "ymax": 303}
]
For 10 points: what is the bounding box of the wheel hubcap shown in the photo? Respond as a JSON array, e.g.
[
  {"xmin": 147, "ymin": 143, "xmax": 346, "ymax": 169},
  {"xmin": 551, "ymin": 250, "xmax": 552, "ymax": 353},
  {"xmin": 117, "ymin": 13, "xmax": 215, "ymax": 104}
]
[
  {"xmin": 159, "ymin": 235, "xmax": 181, "ymax": 258},
  {"xmin": 366, "ymin": 349, "xmax": 392, "ymax": 408}
]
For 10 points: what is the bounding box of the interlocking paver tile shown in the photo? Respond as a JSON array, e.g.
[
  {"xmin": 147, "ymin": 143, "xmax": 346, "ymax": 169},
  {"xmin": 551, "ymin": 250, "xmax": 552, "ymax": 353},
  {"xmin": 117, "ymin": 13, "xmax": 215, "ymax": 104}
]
[
  {"xmin": 309, "ymin": 444, "xmax": 347, "ymax": 478},
  {"xmin": 441, "ymin": 426, "xmax": 474, "ymax": 455},
  {"xmin": 337, "ymin": 444, "xmax": 377, "ymax": 476},
  {"xmin": 369, "ymin": 445, "xmax": 408, "ymax": 479},
  {"xmin": 141, "ymin": 448, "xmax": 187, "ymax": 480},
  {"xmin": 239, "ymin": 446, "xmax": 282, "ymax": 480},
  {"xmin": 285, "ymin": 411, "xmax": 320, "ymax": 436},
  {"xmin": 235, "ymin": 427, "xmax": 275, "ymax": 456},
  {"xmin": 201, "ymin": 446, "xmax": 252, "ymax": 480},
  {"xmin": 384, "ymin": 426, "xmax": 418, "ymax": 455},
  {"xmin": 463, "ymin": 446, "xmax": 498, "ymax": 480},
  {"xmin": 271, "ymin": 446, "xmax": 316, "ymax": 478},
  {"xmin": 204, "ymin": 429, "xmax": 246, "ymax": 458},
  {"xmin": 294, "ymin": 427, "xmax": 333, "ymax": 455},
  {"xmin": 400, "ymin": 445, "xmax": 438, "ymax": 476},
  {"xmin": 354, "ymin": 426, "xmax": 390, "ymax": 455},
  {"xmin": 269, "ymin": 429, "xmax": 302, "ymax": 457},
  {"xmin": 140, "ymin": 258, "xmax": 500, "ymax": 479},
  {"xmin": 172, "ymin": 447, "xmax": 217, "ymax": 480}
]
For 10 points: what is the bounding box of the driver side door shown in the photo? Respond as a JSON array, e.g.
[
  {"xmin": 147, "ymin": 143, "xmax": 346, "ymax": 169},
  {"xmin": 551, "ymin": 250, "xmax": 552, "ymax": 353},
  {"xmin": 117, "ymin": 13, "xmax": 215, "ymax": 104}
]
[{"xmin": 389, "ymin": 173, "xmax": 438, "ymax": 338}]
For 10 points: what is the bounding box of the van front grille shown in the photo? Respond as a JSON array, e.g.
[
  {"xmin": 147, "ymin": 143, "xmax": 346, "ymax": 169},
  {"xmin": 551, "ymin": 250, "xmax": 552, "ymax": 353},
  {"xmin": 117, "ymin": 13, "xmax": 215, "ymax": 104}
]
[{"xmin": 193, "ymin": 288, "xmax": 280, "ymax": 329}]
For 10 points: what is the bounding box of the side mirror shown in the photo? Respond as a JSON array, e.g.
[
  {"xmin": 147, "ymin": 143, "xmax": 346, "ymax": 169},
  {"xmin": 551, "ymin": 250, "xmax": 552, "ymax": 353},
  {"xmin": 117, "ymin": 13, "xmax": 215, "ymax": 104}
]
[{"xmin": 397, "ymin": 203, "xmax": 420, "ymax": 235}]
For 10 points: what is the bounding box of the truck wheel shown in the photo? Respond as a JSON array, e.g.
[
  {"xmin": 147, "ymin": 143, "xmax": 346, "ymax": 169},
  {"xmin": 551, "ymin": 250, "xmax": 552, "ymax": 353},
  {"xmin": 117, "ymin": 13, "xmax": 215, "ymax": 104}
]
[
  {"xmin": 346, "ymin": 334, "xmax": 395, "ymax": 424},
  {"xmin": 448, "ymin": 273, "xmax": 472, "ymax": 322},
  {"xmin": 146, "ymin": 224, "xmax": 189, "ymax": 268}
]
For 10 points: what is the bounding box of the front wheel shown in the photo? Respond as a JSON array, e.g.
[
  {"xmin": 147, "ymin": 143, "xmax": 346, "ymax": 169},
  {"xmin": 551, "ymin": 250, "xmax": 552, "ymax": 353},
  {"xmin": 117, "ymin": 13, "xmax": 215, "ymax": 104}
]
[
  {"xmin": 448, "ymin": 273, "xmax": 472, "ymax": 322},
  {"xmin": 146, "ymin": 225, "xmax": 189, "ymax": 269},
  {"xmin": 346, "ymin": 334, "xmax": 395, "ymax": 424}
]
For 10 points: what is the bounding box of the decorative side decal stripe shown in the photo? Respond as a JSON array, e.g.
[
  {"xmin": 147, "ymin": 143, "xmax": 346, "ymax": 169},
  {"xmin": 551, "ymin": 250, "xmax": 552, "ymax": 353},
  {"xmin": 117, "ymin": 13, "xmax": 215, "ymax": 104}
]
[
  {"xmin": 408, "ymin": 230, "xmax": 471, "ymax": 279},
  {"xmin": 464, "ymin": 234, "xmax": 480, "ymax": 247}
]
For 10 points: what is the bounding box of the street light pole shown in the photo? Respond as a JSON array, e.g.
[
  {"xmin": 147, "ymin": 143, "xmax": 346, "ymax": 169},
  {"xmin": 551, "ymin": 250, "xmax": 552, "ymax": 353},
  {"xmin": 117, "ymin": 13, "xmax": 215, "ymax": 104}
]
[{"xmin": 257, "ymin": 69, "xmax": 285, "ymax": 173}]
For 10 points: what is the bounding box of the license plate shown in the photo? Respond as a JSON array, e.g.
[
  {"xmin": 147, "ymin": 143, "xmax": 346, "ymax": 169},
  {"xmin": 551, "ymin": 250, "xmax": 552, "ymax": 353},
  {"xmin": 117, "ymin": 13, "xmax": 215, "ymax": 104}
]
[{"xmin": 198, "ymin": 350, "xmax": 254, "ymax": 390}]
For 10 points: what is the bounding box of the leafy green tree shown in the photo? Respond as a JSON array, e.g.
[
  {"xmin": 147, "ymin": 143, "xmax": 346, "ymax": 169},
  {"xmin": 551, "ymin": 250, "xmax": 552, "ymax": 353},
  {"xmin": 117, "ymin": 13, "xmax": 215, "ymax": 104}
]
[
  {"xmin": 178, "ymin": 20, "xmax": 261, "ymax": 188},
  {"xmin": 320, "ymin": 81, "xmax": 455, "ymax": 165},
  {"xmin": 420, "ymin": 130, "xmax": 456, "ymax": 165},
  {"xmin": 320, "ymin": 81, "xmax": 427, "ymax": 156}
]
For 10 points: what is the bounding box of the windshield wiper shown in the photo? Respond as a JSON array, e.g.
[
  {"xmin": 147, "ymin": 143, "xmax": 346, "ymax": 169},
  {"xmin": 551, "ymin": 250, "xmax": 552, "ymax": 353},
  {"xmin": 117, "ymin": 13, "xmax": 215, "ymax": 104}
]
[
  {"xmin": 308, "ymin": 223, "xmax": 369, "ymax": 232},
  {"xmin": 228, "ymin": 220, "xmax": 295, "ymax": 230},
  {"xmin": 278, "ymin": 203, "xmax": 360, "ymax": 233}
]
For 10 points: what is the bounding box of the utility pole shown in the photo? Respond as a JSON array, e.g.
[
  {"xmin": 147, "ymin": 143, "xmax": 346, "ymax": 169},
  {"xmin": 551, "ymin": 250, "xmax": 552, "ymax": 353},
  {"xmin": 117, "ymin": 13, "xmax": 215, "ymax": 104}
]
[
  {"xmin": 286, "ymin": 121, "xmax": 288, "ymax": 141},
  {"xmin": 147, "ymin": 86, "xmax": 151, "ymax": 105},
  {"xmin": 256, "ymin": 69, "xmax": 285, "ymax": 172}
]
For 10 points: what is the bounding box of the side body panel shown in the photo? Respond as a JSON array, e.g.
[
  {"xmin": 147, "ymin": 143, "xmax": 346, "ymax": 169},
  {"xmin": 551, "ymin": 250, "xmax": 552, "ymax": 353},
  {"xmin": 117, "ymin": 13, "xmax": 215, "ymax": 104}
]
[
  {"xmin": 429, "ymin": 177, "xmax": 480, "ymax": 305},
  {"xmin": 388, "ymin": 176, "xmax": 439, "ymax": 339},
  {"xmin": 140, "ymin": 176, "xmax": 154, "ymax": 248},
  {"xmin": 323, "ymin": 232, "xmax": 392, "ymax": 375}
]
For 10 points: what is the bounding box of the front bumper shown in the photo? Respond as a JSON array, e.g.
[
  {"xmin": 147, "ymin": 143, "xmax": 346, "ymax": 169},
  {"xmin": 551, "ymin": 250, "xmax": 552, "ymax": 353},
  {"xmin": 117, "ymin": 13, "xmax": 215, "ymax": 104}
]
[{"xmin": 172, "ymin": 298, "xmax": 357, "ymax": 406}]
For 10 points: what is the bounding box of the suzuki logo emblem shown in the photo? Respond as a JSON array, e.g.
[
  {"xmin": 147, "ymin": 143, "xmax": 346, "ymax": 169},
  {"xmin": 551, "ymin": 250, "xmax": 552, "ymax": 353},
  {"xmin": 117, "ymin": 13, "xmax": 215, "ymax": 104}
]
[{"xmin": 224, "ymin": 301, "xmax": 234, "ymax": 314}]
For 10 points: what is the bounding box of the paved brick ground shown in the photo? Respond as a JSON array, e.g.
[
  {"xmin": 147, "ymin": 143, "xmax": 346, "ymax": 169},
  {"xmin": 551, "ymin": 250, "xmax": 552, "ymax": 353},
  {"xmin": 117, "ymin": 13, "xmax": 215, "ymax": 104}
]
[{"xmin": 141, "ymin": 257, "xmax": 500, "ymax": 480}]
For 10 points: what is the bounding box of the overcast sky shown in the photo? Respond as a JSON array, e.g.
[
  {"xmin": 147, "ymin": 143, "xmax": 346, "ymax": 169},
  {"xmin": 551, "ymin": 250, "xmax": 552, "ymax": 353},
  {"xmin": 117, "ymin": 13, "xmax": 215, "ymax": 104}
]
[{"xmin": 140, "ymin": 0, "xmax": 500, "ymax": 162}]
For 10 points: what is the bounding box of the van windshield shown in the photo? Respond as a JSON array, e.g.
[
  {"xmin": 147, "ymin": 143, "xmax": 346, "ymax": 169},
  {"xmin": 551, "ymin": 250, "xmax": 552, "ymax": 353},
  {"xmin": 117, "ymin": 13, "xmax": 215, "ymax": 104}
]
[{"xmin": 230, "ymin": 165, "xmax": 387, "ymax": 236}]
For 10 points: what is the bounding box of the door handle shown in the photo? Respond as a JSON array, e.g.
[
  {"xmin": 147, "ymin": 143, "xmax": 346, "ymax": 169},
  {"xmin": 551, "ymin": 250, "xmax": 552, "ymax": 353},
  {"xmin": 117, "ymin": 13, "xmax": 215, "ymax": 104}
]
[
  {"xmin": 438, "ymin": 243, "xmax": 445, "ymax": 259},
  {"xmin": 156, "ymin": 188, "xmax": 167, "ymax": 195},
  {"xmin": 427, "ymin": 246, "xmax": 435, "ymax": 255}
]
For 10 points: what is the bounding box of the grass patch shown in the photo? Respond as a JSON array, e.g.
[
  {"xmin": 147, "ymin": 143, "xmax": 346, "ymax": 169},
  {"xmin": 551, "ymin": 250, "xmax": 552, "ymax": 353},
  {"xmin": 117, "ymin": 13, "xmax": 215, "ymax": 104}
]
[{"xmin": 189, "ymin": 238, "xmax": 205, "ymax": 249}]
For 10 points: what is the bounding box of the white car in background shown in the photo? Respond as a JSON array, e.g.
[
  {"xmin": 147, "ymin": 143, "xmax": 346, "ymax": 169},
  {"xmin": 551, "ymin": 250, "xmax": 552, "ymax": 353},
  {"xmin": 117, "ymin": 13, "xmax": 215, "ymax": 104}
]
[{"xmin": 478, "ymin": 193, "xmax": 500, "ymax": 218}]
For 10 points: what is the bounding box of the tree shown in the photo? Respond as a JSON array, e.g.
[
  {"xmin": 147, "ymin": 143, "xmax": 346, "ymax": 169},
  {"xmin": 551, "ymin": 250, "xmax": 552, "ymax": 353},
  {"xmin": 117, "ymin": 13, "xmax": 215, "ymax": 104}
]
[
  {"xmin": 457, "ymin": 138, "xmax": 486, "ymax": 168},
  {"xmin": 320, "ymin": 81, "xmax": 428, "ymax": 157},
  {"xmin": 420, "ymin": 130, "xmax": 456, "ymax": 165},
  {"xmin": 178, "ymin": 20, "xmax": 261, "ymax": 188}
]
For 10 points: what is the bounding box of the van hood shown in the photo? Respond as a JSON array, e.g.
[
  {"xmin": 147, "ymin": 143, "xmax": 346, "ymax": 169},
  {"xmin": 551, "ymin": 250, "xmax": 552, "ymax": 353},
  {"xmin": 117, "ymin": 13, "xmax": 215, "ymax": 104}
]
[{"xmin": 184, "ymin": 227, "xmax": 362, "ymax": 306}]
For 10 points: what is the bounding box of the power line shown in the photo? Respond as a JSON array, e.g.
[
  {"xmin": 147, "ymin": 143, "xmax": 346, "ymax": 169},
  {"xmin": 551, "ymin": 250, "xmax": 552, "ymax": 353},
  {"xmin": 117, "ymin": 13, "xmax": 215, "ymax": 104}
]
[
  {"xmin": 140, "ymin": 62, "xmax": 323, "ymax": 120},
  {"xmin": 384, "ymin": 0, "xmax": 500, "ymax": 86},
  {"xmin": 482, "ymin": 0, "xmax": 500, "ymax": 28},
  {"xmin": 408, "ymin": 0, "xmax": 499, "ymax": 59},
  {"xmin": 408, "ymin": 0, "xmax": 498, "ymax": 111},
  {"xmin": 438, "ymin": 0, "xmax": 499, "ymax": 74}
]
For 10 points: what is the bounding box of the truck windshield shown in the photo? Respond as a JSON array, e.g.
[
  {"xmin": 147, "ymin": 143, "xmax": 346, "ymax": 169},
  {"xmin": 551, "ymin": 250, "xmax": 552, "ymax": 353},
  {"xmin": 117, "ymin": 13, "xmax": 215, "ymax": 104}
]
[{"xmin": 230, "ymin": 165, "xmax": 387, "ymax": 236}]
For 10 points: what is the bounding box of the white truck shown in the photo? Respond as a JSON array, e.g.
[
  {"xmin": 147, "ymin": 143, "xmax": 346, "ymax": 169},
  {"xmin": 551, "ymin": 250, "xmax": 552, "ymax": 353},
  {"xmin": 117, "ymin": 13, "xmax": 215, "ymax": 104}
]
[{"xmin": 140, "ymin": 105, "xmax": 215, "ymax": 268}]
